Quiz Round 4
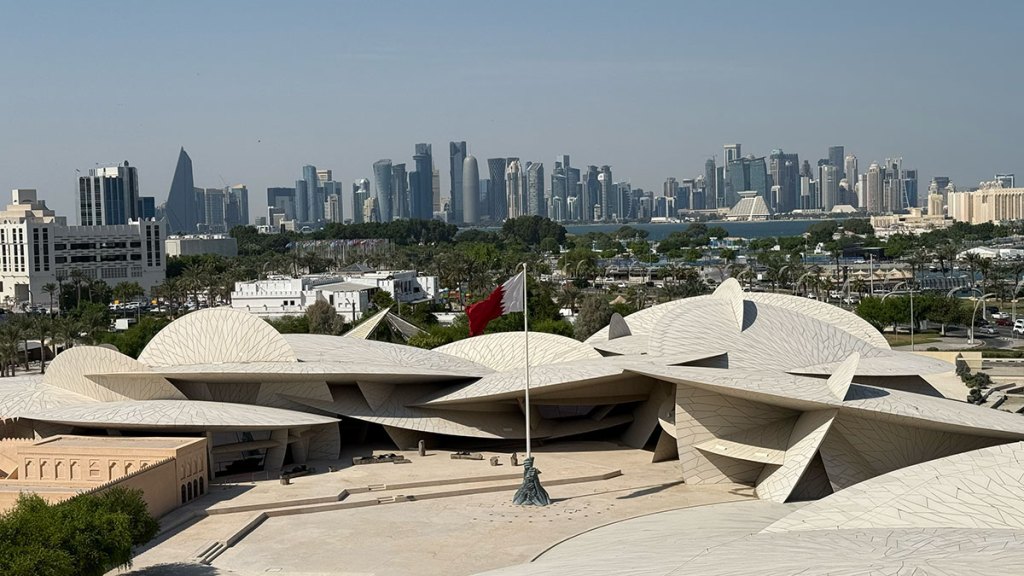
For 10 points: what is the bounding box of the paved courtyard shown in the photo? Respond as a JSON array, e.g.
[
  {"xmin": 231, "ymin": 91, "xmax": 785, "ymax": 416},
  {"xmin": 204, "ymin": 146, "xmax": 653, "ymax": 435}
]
[{"xmin": 116, "ymin": 442, "xmax": 753, "ymax": 576}]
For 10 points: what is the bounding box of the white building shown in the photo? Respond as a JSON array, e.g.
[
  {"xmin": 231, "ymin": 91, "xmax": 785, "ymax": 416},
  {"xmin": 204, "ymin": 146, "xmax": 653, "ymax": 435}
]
[
  {"xmin": 0, "ymin": 189, "xmax": 164, "ymax": 305},
  {"xmin": 948, "ymin": 183, "xmax": 1024, "ymax": 225},
  {"xmin": 230, "ymin": 269, "xmax": 438, "ymax": 321}
]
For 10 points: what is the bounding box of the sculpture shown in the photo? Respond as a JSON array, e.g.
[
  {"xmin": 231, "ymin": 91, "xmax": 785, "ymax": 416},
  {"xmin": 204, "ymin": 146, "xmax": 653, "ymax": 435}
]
[{"xmin": 512, "ymin": 456, "xmax": 550, "ymax": 506}]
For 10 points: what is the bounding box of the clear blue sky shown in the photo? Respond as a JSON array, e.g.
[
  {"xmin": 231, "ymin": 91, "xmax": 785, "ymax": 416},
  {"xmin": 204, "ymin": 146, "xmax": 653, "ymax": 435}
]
[{"xmin": 1, "ymin": 0, "xmax": 1020, "ymax": 220}]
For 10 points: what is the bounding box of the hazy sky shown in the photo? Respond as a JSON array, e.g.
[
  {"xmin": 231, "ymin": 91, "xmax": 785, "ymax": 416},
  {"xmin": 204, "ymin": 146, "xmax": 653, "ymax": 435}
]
[{"xmin": 1, "ymin": 0, "xmax": 1021, "ymax": 221}]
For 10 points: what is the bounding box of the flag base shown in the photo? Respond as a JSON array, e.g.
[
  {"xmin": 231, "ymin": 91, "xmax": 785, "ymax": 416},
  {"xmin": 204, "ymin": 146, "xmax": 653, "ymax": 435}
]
[{"xmin": 512, "ymin": 456, "xmax": 550, "ymax": 506}]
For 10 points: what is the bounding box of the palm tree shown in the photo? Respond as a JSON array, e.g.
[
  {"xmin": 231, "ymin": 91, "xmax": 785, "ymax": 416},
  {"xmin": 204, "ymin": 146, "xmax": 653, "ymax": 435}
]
[
  {"xmin": 69, "ymin": 269, "xmax": 88, "ymax": 305},
  {"xmin": 42, "ymin": 282, "xmax": 58, "ymax": 315},
  {"xmin": 54, "ymin": 316, "xmax": 81, "ymax": 352},
  {"xmin": 960, "ymin": 252, "xmax": 982, "ymax": 289},
  {"xmin": 976, "ymin": 257, "xmax": 993, "ymax": 293},
  {"xmin": 34, "ymin": 315, "xmax": 52, "ymax": 374},
  {"xmin": 0, "ymin": 324, "xmax": 19, "ymax": 376}
]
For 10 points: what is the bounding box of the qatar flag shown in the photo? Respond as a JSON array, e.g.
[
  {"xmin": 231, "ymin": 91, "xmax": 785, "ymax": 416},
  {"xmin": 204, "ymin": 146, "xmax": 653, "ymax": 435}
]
[{"xmin": 465, "ymin": 271, "xmax": 526, "ymax": 336}]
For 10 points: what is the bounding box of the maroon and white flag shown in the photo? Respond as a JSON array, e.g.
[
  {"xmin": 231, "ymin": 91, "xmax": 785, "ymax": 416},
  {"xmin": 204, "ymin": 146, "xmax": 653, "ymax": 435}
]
[{"xmin": 465, "ymin": 271, "xmax": 526, "ymax": 336}]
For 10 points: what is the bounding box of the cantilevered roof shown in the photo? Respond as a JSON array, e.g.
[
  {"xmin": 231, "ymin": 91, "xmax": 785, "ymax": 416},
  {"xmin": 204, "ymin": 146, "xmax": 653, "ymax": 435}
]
[{"xmin": 436, "ymin": 332, "xmax": 601, "ymax": 372}]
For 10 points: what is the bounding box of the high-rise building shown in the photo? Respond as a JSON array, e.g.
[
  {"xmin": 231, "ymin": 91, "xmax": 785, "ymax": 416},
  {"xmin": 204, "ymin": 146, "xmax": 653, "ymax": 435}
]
[
  {"xmin": 351, "ymin": 179, "xmax": 370, "ymax": 224},
  {"xmin": 487, "ymin": 158, "xmax": 508, "ymax": 222},
  {"xmin": 449, "ymin": 141, "xmax": 467, "ymax": 223},
  {"xmin": 267, "ymin": 187, "xmax": 296, "ymax": 221},
  {"xmin": 550, "ymin": 160, "xmax": 567, "ymax": 223},
  {"xmin": 391, "ymin": 163, "xmax": 408, "ymax": 220},
  {"xmin": 844, "ymin": 155, "xmax": 858, "ymax": 196},
  {"xmin": 431, "ymin": 168, "xmax": 440, "ymax": 216},
  {"xmin": 996, "ymin": 174, "xmax": 1016, "ymax": 189},
  {"xmin": 138, "ymin": 196, "xmax": 156, "ymax": 220},
  {"xmin": 412, "ymin": 143, "xmax": 433, "ymax": 220},
  {"xmin": 903, "ymin": 169, "xmax": 919, "ymax": 209},
  {"xmin": 828, "ymin": 146, "xmax": 845, "ymax": 180},
  {"xmin": 663, "ymin": 177, "xmax": 679, "ymax": 201},
  {"xmin": 722, "ymin": 144, "xmax": 742, "ymax": 206},
  {"xmin": 373, "ymin": 159, "xmax": 394, "ymax": 222},
  {"xmin": 325, "ymin": 192, "xmax": 342, "ymax": 223},
  {"xmin": 584, "ymin": 166, "xmax": 600, "ymax": 222},
  {"xmin": 819, "ymin": 164, "xmax": 839, "ymax": 211},
  {"xmin": 768, "ymin": 150, "xmax": 800, "ymax": 213},
  {"xmin": 78, "ymin": 161, "xmax": 140, "ymax": 226},
  {"xmin": 800, "ymin": 176, "xmax": 817, "ymax": 210},
  {"xmin": 224, "ymin": 185, "xmax": 249, "ymax": 228},
  {"xmin": 165, "ymin": 147, "xmax": 198, "ymax": 234},
  {"xmin": 857, "ymin": 174, "xmax": 868, "ymax": 209},
  {"xmin": 505, "ymin": 160, "xmax": 524, "ymax": 219},
  {"xmin": 560, "ymin": 155, "xmax": 579, "ymax": 221},
  {"xmin": 882, "ymin": 157, "xmax": 903, "ymax": 212},
  {"xmin": 462, "ymin": 155, "xmax": 479, "ymax": 225},
  {"xmin": 526, "ymin": 161, "xmax": 545, "ymax": 217},
  {"xmin": 202, "ymin": 188, "xmax": 227, "ymax": 232},
  {"xmin": 704, "ymin": 158, "xmax": 718, "ymax": 210},
  {"xmin": 867, "ymin": 162, "xmax": 884, "ymax": 213},
  {"xmin": 726, "ymin": 156, "xmax": 769, "ymax": 200},
  {"xmin": 598, "ymin": 166, "xmax": 613, "ymax": 221}
]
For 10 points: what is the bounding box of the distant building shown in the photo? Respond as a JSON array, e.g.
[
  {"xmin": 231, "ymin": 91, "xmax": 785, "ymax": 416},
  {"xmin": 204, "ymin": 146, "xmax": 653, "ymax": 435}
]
[
  {"xmin": 373, "ymin": 160, "xmax": 394, "ymax": 222},
  {"xmin": 704, "ymin": 158, "xmax": 718, "ymax": 210},
  {"xmin": 726, "ymin": 191, "xmax": 772, "ymax": 221},
  {"xmin": 165, "ymin": 235, "xmax": 239, "ymax": 258},
  {"xmin": 996, "ymin": 174, "xmax": 1016, "ymax": 189},
  {"xmin": 449, "ymin": 141, "xmax": 467, "ymax": 223},
  {"xmin": 165, "ymin": 148, "xmax": 198, "ymax": 234},
  {"xmin": 0, "ymin": 189, "xmax": 164, "ymax": 304},
  {"xmin": 769, "ymin": 150, "xmax": 800, "ymax": 213},
  {"xmin": 78, "ymin": 161, "xmax": 140, "ymax": 226},
  {"xmin": 819, "ymin": 164, "xmax": 839, "ymax": 211},
  {"xmin": 828, "ymin": 145, "xmax": 846, "ymax": 180},
  {"xmin": 412, "ymin": 143, "xmax": 433, "ymax": 221},
  {"xmin": 462, "ymin": 155, "xmax": 479, "ymax": 225},
  {"xmin": 225, "ymin": 185, "xmax": 249, "ymax": 228},
  {"xmin": 351, "ymin": 179, "xmax": 370, "ymax": 224},
  {"xmin": 487, "ymin": 158, "xmax": 508, "ymax": 222},
  {"xmin": 138, "ymin": 196, "xmax": 156, "ymax": 220},
  {"xmin": 726, "ymin": 156, "xmax": 769, "ymax": 200},
  {"xmin": 526, "ymin": 161, "xmax": 545, "ymax": 217},
  {"xmin": 598, "ymin": 166, "xmax": 613, "ymax": 221},
  {"xmin": 392, "ymin": 163, "xmax": 408, "ymax": 220},
  {"xmin": 505, "ymin": 160, "xmax": 525, "ymax": 219},
  {"xmin": 948, "ymin": 183, "xmax": 1024, "ymax": 225}
]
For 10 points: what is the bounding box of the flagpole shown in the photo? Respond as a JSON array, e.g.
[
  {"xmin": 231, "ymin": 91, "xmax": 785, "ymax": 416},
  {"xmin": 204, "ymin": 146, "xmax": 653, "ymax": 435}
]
[{"xmin": 521, "ymin": 262, "xmax": 531, "ymax": 458}]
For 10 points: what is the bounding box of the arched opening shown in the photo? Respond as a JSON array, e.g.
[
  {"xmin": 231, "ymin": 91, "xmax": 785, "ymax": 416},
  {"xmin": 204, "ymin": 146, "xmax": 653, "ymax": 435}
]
[
  {"xmin": 192, "ymin": 479, "xmax": 199, "ymax": 499},
  {"xmin": 199, "ymin": 476, "xmax": 205, "ymax": 495},
  {"xmin": 186, "ymin": 482, "xmax": 193, "ymax": 501},
  {"xmin": 181, "ymin": 484, "xmax": 187, "ymax": 503}
]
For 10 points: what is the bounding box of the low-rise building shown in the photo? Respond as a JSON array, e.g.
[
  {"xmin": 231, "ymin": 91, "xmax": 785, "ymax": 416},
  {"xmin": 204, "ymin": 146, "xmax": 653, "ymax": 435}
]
[
  {"xmin": 0, "ymin": 189, "xmax": 164, "ymax": 305},
  {"xmin": 869, "ymin": 207, "xmax": 953, "ymax": 238},
  {"xmin": 230, "ymin": 269, "xmax": 438, "ymax": 321},
  {"xmin": 949, "ymin": 183, "xmax": 1024, "ymax": 224},
  {"xmin": 165, "ymin": 234, "xmax": 239, "ymax": 258}
]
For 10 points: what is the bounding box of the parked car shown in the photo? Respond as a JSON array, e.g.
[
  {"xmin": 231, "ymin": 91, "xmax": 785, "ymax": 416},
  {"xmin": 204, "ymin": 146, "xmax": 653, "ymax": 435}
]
[
  {"xmin": 991, "ymin": 311, "xmax": 1010, "ymax": 320},
  {"xmin": 1014, "ymin": 319, "xmax": 1024, "ymax": 336},
  {"xmin": 996, "ymin": 317, "xmax": 1012, "ymax": 326},
  {"xmin": 978, "ymin": 325, "xmax": 998, "ymax": 335}
]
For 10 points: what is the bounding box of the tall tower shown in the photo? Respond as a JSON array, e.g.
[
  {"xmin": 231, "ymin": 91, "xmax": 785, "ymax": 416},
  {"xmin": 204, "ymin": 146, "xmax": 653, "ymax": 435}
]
[
  {"xmin": 412, "ymin": 143, "xmax": 433, "ymax": 220},
  {"xmin": 165, "ymin": 147, "xmax": 197, "ymax": 233},
  {"xmin": 505, "ymin": 160, "xmax": 524, "ymax": 219},
  {"xmin": 828, "ymin": 146, "xmax": 845, "ymax": 180},
  {"xmin": 351, "ymin": 179, "xmax": 370, "ymax": 224},
  {"xmin": 462, "ymin": 155, "xmax": 479, "ymax": 225},
  {"xmin": 392, "ymin": 163, "xmax": 408, "ymax": 219},
  {"xmin": 584, "ymin": 166, "xmax": 600, "ymax": 222},
  {"xmin": 551, "ymin": 160, "xmax": 567, "ymax": 222},
  {"xmin": 867, "ymin": 162, "xmax": 884, "ymax": 214},
  {"xmin": 844, "ymin": 155, "xmax": 858, "ymax": 199},
  {"xmin": 526, "ymin": 161, "xmax": 545, "ymax": 217},
  {"xmin": 79, "ymin": 161, "xmax": 139, "ymax": 226},
  {"xmin": 819, "ymin": 164, "xmax": 839, "ymax": 211},
  {"xmin": 704, "ymin": 158, "xmax": 717, "ymax": 210},
  {"xmin": 449, "ymin": 141, "xmax": 467, "ymax": 222},
  {"xmin": 373, "ymin": 159, "xmax": 394, "ymax": 223},
  {"xmin": 599, "ymin": 165, "xmax": 613, "ymax": 221},
  {"xmin": 487, "ymin": 158, "xmax": 508, "ymax": 222}
]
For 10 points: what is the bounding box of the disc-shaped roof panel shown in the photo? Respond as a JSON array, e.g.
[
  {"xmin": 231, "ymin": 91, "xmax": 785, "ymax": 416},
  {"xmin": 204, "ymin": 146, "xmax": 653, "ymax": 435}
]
[
  {"xmin": 138, "ymin": 308, "xmax": 297, "ymax": 367},
  {"xmin": 282, "ymin": 333, "xmax": 490, "ymax": 376},
  {"xmin": 436, "ymin": 332, "xmax": 601, "ymax": 372}
]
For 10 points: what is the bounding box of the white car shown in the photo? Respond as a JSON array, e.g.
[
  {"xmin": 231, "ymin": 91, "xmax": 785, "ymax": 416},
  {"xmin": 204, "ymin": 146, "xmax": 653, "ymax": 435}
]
[
  {"xmin": 991, "ymin": 312, "xmax": 1009, "ymax": 320},
  {"xmin": 1014, "ymin": 320, "xmax": 1024, "ymax": 336}
]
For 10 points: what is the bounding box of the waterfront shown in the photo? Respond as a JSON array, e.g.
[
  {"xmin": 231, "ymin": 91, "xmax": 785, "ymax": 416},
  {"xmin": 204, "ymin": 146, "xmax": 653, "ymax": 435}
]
[{"xmin": 563, "ymin": 219, "xmax": 843, "ymax": 240}]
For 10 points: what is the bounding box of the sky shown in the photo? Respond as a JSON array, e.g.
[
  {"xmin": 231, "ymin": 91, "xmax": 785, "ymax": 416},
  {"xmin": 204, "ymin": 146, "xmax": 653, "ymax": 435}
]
[{"xmin": 1, "ymin": 0, "xmax": 1021, "ymax": 221}]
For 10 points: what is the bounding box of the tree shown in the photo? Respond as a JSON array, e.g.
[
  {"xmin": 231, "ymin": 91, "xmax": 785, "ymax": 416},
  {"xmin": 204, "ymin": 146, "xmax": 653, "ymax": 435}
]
[
  {"xmin": 112, "ymin": 282, "xmax": 145, "ymax": 306},
  {"xmin": 306, "ymin": 300, "xmax": 342, "ymax": 335},
  {"xmin": 574, "ymin": 294, "xmax": 613, "ymax": 341},
  {"xmin": 42, "ymin": 282, "xmax": 59, "ymax": 315},
  {"xmin": 371, "ymin": 289, "xmax": 396, "ymax": 311}
]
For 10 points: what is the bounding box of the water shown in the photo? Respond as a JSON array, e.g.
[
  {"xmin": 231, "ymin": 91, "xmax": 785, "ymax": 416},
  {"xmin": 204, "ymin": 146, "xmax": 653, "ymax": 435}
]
[{"xmin": 563, "ymin": 219, "xmax": 839, "ymax": 241}]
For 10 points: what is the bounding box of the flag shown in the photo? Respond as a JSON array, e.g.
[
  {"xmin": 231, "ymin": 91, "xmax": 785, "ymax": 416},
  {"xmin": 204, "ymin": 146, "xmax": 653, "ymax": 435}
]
[{"xmin": 466, "ymin": 271, "xmax": 526, "ymax": 336}]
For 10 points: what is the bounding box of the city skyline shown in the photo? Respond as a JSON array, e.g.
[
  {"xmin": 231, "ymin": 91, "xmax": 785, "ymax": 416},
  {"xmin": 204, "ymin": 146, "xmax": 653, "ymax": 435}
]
[{"xmin": 1, "ymin": 1, "xmax": 1021, "ymax": 220}]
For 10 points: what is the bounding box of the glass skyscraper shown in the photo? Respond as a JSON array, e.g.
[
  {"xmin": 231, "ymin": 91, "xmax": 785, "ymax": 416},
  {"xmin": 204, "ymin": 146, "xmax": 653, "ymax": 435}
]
[
  {"xmin": 78, "ymin": 161, "xmax": 139, "ymax": 226},
  {"xmin": 449, "ymin": 141, "xmax": 467, "ymax": 222},
  {"xmin": 373, "ymin": 159, "xmax": 394, "ymax": 222}
]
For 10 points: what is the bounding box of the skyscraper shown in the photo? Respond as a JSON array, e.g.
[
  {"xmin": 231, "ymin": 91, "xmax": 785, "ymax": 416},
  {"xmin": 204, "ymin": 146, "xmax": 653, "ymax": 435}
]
[
  {"xmin": 819, "ymin": 164, "xmax": 839, "ymax": 211},
  {"xmin": 723, "ymin": 144, "xmax": 742, "ymax": 206},
  {"xmin": 505, "ymin": 160, "xmax": 524, "ymax": 219},
  {"xmin": 828, "ymin": 146, "xmax": 845, "ymax": 180},
  {"xmin": 431, "ymin": 168, "xmax": 440, "ymax": 215},
  {"xmin": 526, "ymin": 161, "xmax": 545, "ymax": 217},
  {"xmin": 584, "ymin": 166, "xmax": 600, "ymax": 222},
  {"xmin": 704, "ymin": 158, "xmax": 718, "ymax": 210},
  {"xmin": 462, "ymin": 155, "xmax": 479, "ymax": 225},
  {"xmin": 769, "ymin": 150, "xmax": 800, "ymax": 213},
  {"xmin": 138, "ymin": 196, "xmax": 156, "ymax": 219},
  {"xmin": 487, "ymin": 158, "xmax": 508, "ymax": 222},
  {"xmin": 165, "ymin": 147, "xmax": 197, "ymax": 233},
  {"xmin": 351, "ymin": 179, "xmax": 370, "ymax": 224},
  {"xmin": 449, "ymin": 141, "xmax": 467, "ymax": 223},
  {"xmin": 412, "ymin": 143, "xmax": 433, "ymax": 220},
  {"xmin": 903, "ymin": 169, "xmax": 919, "ymax": 209},
  {"xmin": 202, "ymin": 187, "xmax": 227, "ymax": 232},
  {"xmin": 550, "ymin": 160, "xmax": 567, "ymax": 222},
  {"xmin": 883, "ymin": 157, "xmax": 903, "ymax": 212},
  {"xmin": 844, "ymin": 155, "xmax": 858, "ymax": 197},
  {"xmin": 373, "ymin": 159, "xmax": 394, "ymax": 223},
  {"xmin": 78, "ymin": 161, "xmax": 139, "ymax": 226},
  {"xmin": 225, "ymin": 185, "xmax": 249, "ymax": 228},
  {"xmin": 599, "ymin": 165, "xmax": 613, "ymax": 221},
  {"xmin": 267, "ymin": 187, "xmax": 296, "ymax": 221},
  {"xmin": 867, "ymin": 162, "xmax": 884, "ymax": 213},
  {"xmin": 726, "ymin": 156, "xmax": 769, "ymax": 200},
  {"xmin": 392, "ymin": 163, "xmax": 408, "ymax": 220}
]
